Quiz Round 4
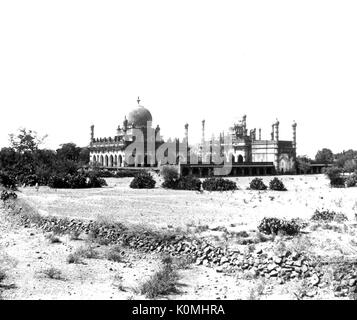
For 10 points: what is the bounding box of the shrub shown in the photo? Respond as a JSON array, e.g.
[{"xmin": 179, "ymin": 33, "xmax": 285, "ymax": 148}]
[
  {"xmin": 258, "ymin": 217, "xmax": 301, "ymax": 235},
  {"xmin": 0, "ymin": 171, "xmax": 17, "ymax": 190},
  {"xmin": 75, "ymin": 244, "xmax": 99, "ymax": 259},
  {"xmin": 160, "ymin": 166, "xmax": 179, "ymax": 183},
  {"xmin": 130, "ymin": 171, "xmax": 156, "ymax": 189},
  {"xmin": 48, "ymin": 172, "xmax": 107, "ymax": 189},
  {"xmin": 139, "ymin": 261, "xmax": 178, "ymax": 298},
  {"xmin": 325, "ymin": 167, "xmax": 345, "ymax": 187},
  {"xmin": 311, "ymin": 209, "xmax": 347, "ymax": 223},
  {"xmin": 249, "ymin": 178, "xmax": 267, "ymax": 190},
  {"xmin": 0, "ymin": 190, "xmax": 17, "ymax": 201},
  {"xmin": 66, "ymin": 253, "xmax": 82, "ymax": 264},
  {"xmin": 42, "ymin": 267, "xmax": 64, "ymax": 280},
  {"xmin": 45, "ymin": 233, "xmax": 61, "ymax": 244},
  {"xmin": 269, "ymin": 177, "xmax": 287, "ymax": 191},
  {"xmin": 346, "ymin": 174, "xmax": 357, "ymax": 188},
  {"xmin": 175, "ymin": 176, "xmax": 202, "ymax": 191},
  {"xmin": 202, "ymin": 177, "xmax": 237, "ymax": 191}
]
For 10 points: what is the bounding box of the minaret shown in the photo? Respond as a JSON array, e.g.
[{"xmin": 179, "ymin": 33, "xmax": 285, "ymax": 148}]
[
  {"xmin": 201, "ymin": 120, "xmax": 205, "ymax": 146},
  {"xmin": 274, "ymin": 119, "xmax": 279, "ymax": 141},
  {"xmin": 90, "ymin": 125, "xmax": 94, "ymax": 144},
  {"xmin": 242, "ymin": 115, "xmax": 247, "ymax": 136},
  {"xmin": 292, "ymin": 120, "xmax": 297, "ymax": 150},
  {"xmin": 259, "ymin": 128, "xmax": 261, "ymax": 140},
  {"xmin": 184, "ymin": 123, "xmax": 189, "ymax": 144},
  {"xmin": 271, "ymin": 124, "xmax": 274, "ymax": 140}
]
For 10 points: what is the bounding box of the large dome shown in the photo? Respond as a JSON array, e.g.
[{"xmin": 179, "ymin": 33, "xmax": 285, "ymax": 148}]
[{"xmin": 127, "ymin": 104, "xmax": 152, "ymax": 127}]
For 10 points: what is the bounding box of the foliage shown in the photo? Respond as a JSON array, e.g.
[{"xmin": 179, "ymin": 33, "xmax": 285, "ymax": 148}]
[
  {"xmin": 346, "ymin": 174, "xmax": 357, "ymax": 188},
  {"xmin": 160, "ymin": 166, "xmax": 179, "ymax": 182},
  {"xmin": 129, "ymin": 171, "xmax": 156, "ymax": 189},
  {"xmin": 249, "ymin": 178, "xmax": 267, "ymax": 190},
  {"xmin": 0, "ymin": 190, "xmax": 17, "ymax": 201},
  {"xmin": 258, "ymin": 217, "xmax": 301, "ymax": 236},
  {"xmin": 202, "ymin": 177, "xmax": 237, "ymax": 191},
  {"xmin": 311, "ymin": 209, "xmax": 347, "ymax": 222},
  {"xmin": 0, "ymin": 171, "xmax": 17, "ymax": 189},
  {"xmin": 296, "ymin": 156, "xmax": 312, "ymax": 174},
  {"xmin": 269, "ymin": 177, "xmax": 287, "ymax": 191},
  {"xmin": 315, "ymin": 148, "xmax": 334, "ymax": 164},
  {"xmin": 0, "ymin": 129, "xmax": 91, "ymax": 188},
  {"xmin": 48, "ymin": 172, "xmax": 107, "ymax": 189},
  {"xmin": 324, "ymin": 166, "xmax": 345, "ymax": 187},
  {"xmin": 139, "ymin": 260, "xmax": 178, "ymax": 298},
  {"xmin": 9, "ymin": 128, "xmax": 47, "ymax": 153}
]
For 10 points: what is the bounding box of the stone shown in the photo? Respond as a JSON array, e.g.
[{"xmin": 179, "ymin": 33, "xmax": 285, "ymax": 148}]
[
  {"xmin": 310, "ymin": 274, "xmax": 320, "ymax": 286},
  {"xmin": 349, "ymin": 279, "xmax": 357, "ymax": 287},
  {"xmin": 267, "ymin": 263, "xmax": 277, "ymax": 272},
  {"xmin": 274, "ymin": 257, "xmax": 282, "ymax": 264}
]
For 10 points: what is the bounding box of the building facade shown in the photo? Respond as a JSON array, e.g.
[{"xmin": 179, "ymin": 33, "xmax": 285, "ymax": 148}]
[{"xmin": 89, "ymin": 99, "xmax": 297, "ymax": 175}]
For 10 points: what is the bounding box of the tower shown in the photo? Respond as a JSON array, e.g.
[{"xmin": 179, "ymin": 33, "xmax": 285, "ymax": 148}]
[
  {"xmin": 90, "ymin": 125, "xmax": 94, "ymax": 144},
  {"xmin": 292, "ymin": 120, "xmax": 297, "ymax": 151},
  {"xmin": 184, "ymin": 123, "xmax": 189, "ymax": 144},
  {"xmin": 274, "ymin": 119, "xmax": 279, "ymax": 141}
]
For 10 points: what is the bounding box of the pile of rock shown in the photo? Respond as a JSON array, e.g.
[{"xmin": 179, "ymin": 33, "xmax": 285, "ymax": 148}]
[{"xmin": 4, "ymin": 198, "xmax": 357, "ymax": 298}]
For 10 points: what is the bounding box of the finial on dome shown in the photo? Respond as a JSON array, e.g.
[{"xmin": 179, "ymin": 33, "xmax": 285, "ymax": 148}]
[{"xmin": 137, "ymin": 96, "xmax": 140, "ymax": 105}]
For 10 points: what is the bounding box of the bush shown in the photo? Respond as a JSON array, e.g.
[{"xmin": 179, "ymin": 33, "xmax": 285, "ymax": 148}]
[
  {"xmin": 48, "ymin": 172, "xmax": 107, "ymax": 189},
  {"xmin": 311, "ymin": 209, "xmax": 347, "ymax": 223},
  {"xmin": 325, "ymin": 167, "xmax": 345, "ymax": 187},
  {"xmin": 161, "ymin": 166, "xmax": 179, "ymax": 182},
  {"xmin": 0, "ymin": 190, "xmax": 17, "ymax": 201},
  {"xmin": 269, "ymin": 177, "xmax": 287, "ymax": 191},
  {"xmin": 249, "ymin": 178, "xmax": 267, "ymax": 190},
  {"xmin": 129, "ymin": 171, "xmax": 156, "ymax": 189},
  {"xmin": 258, "ymin": 217, "xmax": 301, "ymax": 235},
  {"xmin": 346, "ymin": 174, "xmax": 357, "ymax": 188},
  {"xmin": 175, "ymin": 176, "xmax": 202, "ymax": 191},
  {"xmin": 202, "ymin": 177, "xmax": 237, "ymax": 191},
  {"xmin": 0, "ymin": 171, "xmax": 17, "ymax": 189},
  {"xmin": 139, "ymin": 261, "xmax": 178, "ymax": 298}
]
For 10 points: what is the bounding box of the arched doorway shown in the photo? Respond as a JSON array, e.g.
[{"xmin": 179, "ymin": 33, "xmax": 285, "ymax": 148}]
[
  {"xmin": 118, "ymin": 155, "xmax": 123, "ymax": 167},
  {"xmin": 105, "ymin": 155, "xmax": 109, "ymax": 167},
  {"xmin": 109, "ymin": 155, "xmax": 114, "ymax": 168},
  {"xmin": 238, "ymin": 155, "xmax": 243, "ymax": 163}
]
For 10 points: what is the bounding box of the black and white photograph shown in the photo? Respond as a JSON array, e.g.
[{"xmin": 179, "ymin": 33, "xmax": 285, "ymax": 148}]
[{"xmin": 0, "ymin": 0, "xmax": 357, "ymax": 312}]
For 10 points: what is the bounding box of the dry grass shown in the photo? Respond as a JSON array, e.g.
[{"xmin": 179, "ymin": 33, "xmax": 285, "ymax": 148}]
[
  {"xmin": 41, "ymin": 267, "xmax": 65, "ymax": 280},
  {"xmin": 139, "ymin": 257, "xmax": 179, "ymax": 299}
]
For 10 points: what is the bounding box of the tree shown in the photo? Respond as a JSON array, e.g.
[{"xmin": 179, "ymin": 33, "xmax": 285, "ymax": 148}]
[
  {"xmin": 56, "ymin": 143, "xmax": 81, "ymax": 161},
  {"xmin": 9, "ymin": 128, "xmax": 47, "ymax": 153},
  {"xmin": 296, "ymin": 155, "xmax": 311, "ymax": 174},
  {"xmin": 315, "ymin": 148, "xmax": 334, "ymax": 164}
]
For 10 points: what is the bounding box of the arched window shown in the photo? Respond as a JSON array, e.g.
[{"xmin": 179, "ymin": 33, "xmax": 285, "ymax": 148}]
[{"xmin": 238, "ymin": 155, "xmax": 244, "ymax": 163}]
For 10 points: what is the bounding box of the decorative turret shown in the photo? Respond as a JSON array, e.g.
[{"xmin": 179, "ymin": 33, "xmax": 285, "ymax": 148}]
[
  {"xmin": 274, "ymin": 119, "xmax": 279, "ymax": 141},
  {"xmin": 292, "ymin": 120, "xmax": 297, "ymax": 150},
  {"xmin": 242, "ymin": 115, "xmax": 247, "ymax": 136},
  {"xmin": 184, "ymin": 123, "xmax": 189, "ymax": 144},
  {"xmin": 123, "ymin": 116, "xmax": 128, "ymax": 131},
  {"xmin": 90, "ymin": 125, "xmax": 94, "ymax": 144}
]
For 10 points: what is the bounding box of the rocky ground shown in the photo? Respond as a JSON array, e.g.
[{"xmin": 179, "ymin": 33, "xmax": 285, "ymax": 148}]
[{"xmin": 1, "ymin": 174, "xmax": 357, "ymax": 300}]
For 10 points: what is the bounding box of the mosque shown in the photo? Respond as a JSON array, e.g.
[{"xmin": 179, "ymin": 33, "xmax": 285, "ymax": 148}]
[{"xmin": 89, "ymin": 98, "xmax": 299, "ymax": 176}]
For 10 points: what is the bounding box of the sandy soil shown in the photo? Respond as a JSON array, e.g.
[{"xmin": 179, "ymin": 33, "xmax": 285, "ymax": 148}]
[
  {"xmin": 1, "ymin": 174, "xmax": 356, "ymax": 300},
  {"xmin": 17, "ymin": 174, "xmax": 357, "ymax": 232}
]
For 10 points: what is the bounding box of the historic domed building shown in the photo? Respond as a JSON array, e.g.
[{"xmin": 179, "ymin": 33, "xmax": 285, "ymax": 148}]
[
  {"xmin": 89, "ymin": 97, "xmax": 302, "ymax": 176},
  {"xmin": 89, "ymin": 97, "xmax": 165, "ymax": 167}
]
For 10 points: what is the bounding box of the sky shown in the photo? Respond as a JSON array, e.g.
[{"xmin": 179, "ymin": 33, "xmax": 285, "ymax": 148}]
[{"xmin": 0, "ymin": 0, "xmax": 356, "ymax": 158}]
